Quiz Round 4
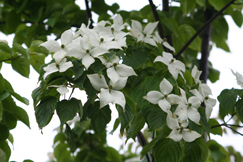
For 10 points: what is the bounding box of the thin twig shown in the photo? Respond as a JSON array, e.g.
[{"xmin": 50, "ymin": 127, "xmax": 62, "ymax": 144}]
[
  {"xmin": 225, "ymin": 125, "xmax": 243, "ymax": 136},
  {"xmin": 148, "ymin": 0, "xmax": 165, "ymax": 40},
  {"xmin": 137, "ymin": 131, "xmax": 150, "ymax": 162},
  {"xmin": 226, "ymin": 113, "xmax": 236, "ymax": 123},
  {"xmin": 175, "ymin": 0, "xmax": 237, "ymax": 59},
  {"xmin": 84, "ymin": 0, "xmax": 93, "ymax": 29}
]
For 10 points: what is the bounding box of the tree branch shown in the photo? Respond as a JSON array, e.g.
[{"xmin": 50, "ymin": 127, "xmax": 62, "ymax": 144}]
[
  {"xmin": 175, "ymin": 0, "xmax": 237, "ymax": 59},
  {"xmin": 137, "ymin": 131, "xmax": 150, "ymax": 162},
  {"xmin": 84, "ymin": 0, "xmax": 94, "ymax": 29},
  {"xmin": 162, "ymin": 0, "xmax": 173, "ymax": 46},
  {"xmin": 148, "ymin": 0, "xmax": 165, "ymax": 39}
]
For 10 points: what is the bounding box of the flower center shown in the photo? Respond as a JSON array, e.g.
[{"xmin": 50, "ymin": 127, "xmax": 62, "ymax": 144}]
[
  {"xmin": 61, "ymin": 44, "xmax": 65, "ymax": 49},
  {"xmin": 170, "ymin": 59, "xmax": 174, "ymax": 63},
  {"xmin": 86, "ymin": 49, "xmax": 90, "ymax": 53},
  {"xmin": 100, "ymin": 38, "xmax": 104, "ymax": 42},
  {"xmin": 56, "ymin": 64, "xmax": 60, "ymax": 69},
  {"xmin": 108, "ymin": 85, "xmax": 113, "ymax": 90},
  {"xmin": 113, "ymin": 63, "xmax": 118, "ymax": 67},
  {"xmin": 188, "ymin": 103, "xmax": 192, "ymax": 107},
  {"xmin": 205, "ymin": 96, "xmax": 209, "ymax": 100}
]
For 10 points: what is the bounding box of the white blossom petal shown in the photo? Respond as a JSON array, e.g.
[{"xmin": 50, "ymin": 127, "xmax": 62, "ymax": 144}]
[
  {"xmin": 166, "ymin": 110, "xmax": 180, "ymax": 129},
  {"xmin": 163, "ymin": 41, "xmax": 175, "ymax": 53},
  {"xmin": 144, "ymin": 22, "xmax": 158, "ymax": 35},
  {"xmin": 59, "ymin": 59, "xmax": 73, "ymax": 72},
  {"xmin": 100, "ymin": 88, "xmax": 113, "ymax": 108},
  {"xmin": 143, "ymin": 91, "xmax": 163, "ymax": 104},
  {"xmin": 110, "ymin": 89, "xmax": 126, "ymax": 109},
  {"xmin": 167, "ymin": 129, "xmax": 183, "ymax": 142},
  {"xmin": 187, "ymin": 107, "xmax": 200, "ymax": 125},
  {"xmin": 116, "ymin": 64, "xmax": 137, "ymax": 77},
  {"xmin": 182, "ymin": 129, "xmax": 201, "ymax": 142},
  {"xmin": 158, "ymin": 99, "xmax": 171, "ymax": 112},
  {"xmin": 87, "ymin": 74, "xmax": 108, "ymax": 91},
  {"xmin": 160, "ymin": 78, "xmax": 173, "ymax": 95},
  {"xmin": 82, "ymin": 54, "xmax": 95, "ymax": 69},
  {"xmin": 61, "ymin": 29, "xmax": 73, "ymax": 46},
  {"xmin": 111, "ymin": 76, "xmax": 128, "ymax": 90},
  {"xmin": 57, "ymin": 86, "xmax": 69, "ymax": 95},
  {"xmin": 131, "ymin": 20, "xmax": 143, "ymax": 32},
  {"xmin": 107, "ymin": 67, "xmax": 120, "ymax": 84},
  {"xmin": 40, "ymin": 40, "xmax": 61, "ymax": 52}
]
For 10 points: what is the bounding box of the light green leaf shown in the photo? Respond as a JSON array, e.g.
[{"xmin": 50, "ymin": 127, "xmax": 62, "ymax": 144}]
[
  {"xmin": 181, "ymin": 0, "xmax": 196, "ymax": 14},
  {"xmin": 30, "ymin": 54, "xmax": 45, "ymax": 73},
  {"xmin": 209, "ymin": 119, "xmax": 222, "ymax": 136},
  {"xmin": 196, "ymin": 0, "xmax": 206, "ymax": 7},
  {"xmin": 8, "ymin": 133, "xmax": 13, "ymax": 145},
  {"xmin": 0, "ymin": 91, "xmax": 10, "ymax": 101},
  {"xmin": 209, "ymin": 0, "xmax": 230, "ymax": 11},
  {"xmin": 14, "ymin": 106, "xmax": 30, "ymax": 129},
  {"xmin": 56, "ymin": 98, "xmax": 81, "ymax": 125},
  {"xmin": 0, "ymin": 42, "xmax": 12, "ymax": 54},
  {"xmin": 35, "ymin": 96, "xmax": 57, "ymax": 129},
  {"xmin": 9, "ymin": 90, "xmax": 29, "ymax": 105},
  {"xmin": 182, "ymin": 137, "xmax": 208, "ymax": 162},
  {"xmin": 12, "ymin": 43, "xmax": 28, "ymax": 58},
  {"xmin": 208, "ymin": 140, "xmax": 230, "ymax": 161},
  {"xmin": 153, "ymin": 138, "xmax": 183, "ymax": 162},
  {"xmin": 179, "ymin": 24, "xmax": 201, "ymax": 51},
  {"xmin": 65, "ymin": 124, "xmax": 75, "ymax": 152}
]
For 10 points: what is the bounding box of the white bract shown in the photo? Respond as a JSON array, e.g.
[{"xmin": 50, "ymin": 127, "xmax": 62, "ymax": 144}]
[
  {"xmin": 43, "ymin": 58, "xmax": 73, "ymax": 80},
  {"xmin": 231, "ymin": 69, "xmax": 243, "ymax": 88},
  {"xmin": 166, "ymin": 110, "xmax": 201, "ymax": 142},
  {"xmin": 191, "ymin": 65, "xmax": 202, "ymax": 84},
  {"xmin": 87, "ymin": 74, "xmax": 126, "ymax": 109},
  {"xmin": 143, "ymin": 78, "xmax": 180, "ymax": 112},
  {"xmin": 130, "ymin": 20, "xmax": 158, "ymax": 46},
  {"xmin": 154, "ymin": 52, "xmax": 185, "ymax": 79}
]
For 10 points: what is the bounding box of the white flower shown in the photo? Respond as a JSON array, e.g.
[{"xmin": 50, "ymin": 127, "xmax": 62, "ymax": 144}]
[
  {"xmin": 130, "ymin": 20, "xmax": 158, "ymax": 46},
  {"xmin": 43, "ymin": 58, "xmax": 73, "ymax": 80},
  {"xmin": 231, "ymin": 69, "xmax": 243, "ymax": 88},
  {"xmin": 41, "ymin": 29, "xmax": 74, "ymax": 63},
  {"xmin": 191, "ymin": 65, "xmax": 202, "ymax": 84},
  {"xmin": 66, "ymin": 36, "xmax": 108, "ymax": 69},
  {"xmin": 154, "ymin": 52, "xmax": 185, "ymax": 79},
  {"xmin": 0, "ymin": 39, "xmax": 8, "ymax": 44},
  {"xmin": 143, "ymin": 78, "xmax": 181, "ymax": 112},
  {"xmin": 48, "ymin": 84, "xmax": 69, "ymax": 95},
  {"xmin": 99, "ymin": 55, "xmax": 137, "ymax": 83},
  {"xmin": 87, "ymin": 74, "xmax": 127, "ymax": 109},
  {"xmin": 174, "ymin": 88, "xmax": 201, "ymax": 125},
  {"xmin": 166, "ymin": 110, "xmax": 201, "ymax": 142},
  {"xmin": 162, "ymin": 41, "xmax": 175, "ymax": 53},
  {"xmin": 190, "ymin": 84, "xmax": 216, "ymax": 121}
]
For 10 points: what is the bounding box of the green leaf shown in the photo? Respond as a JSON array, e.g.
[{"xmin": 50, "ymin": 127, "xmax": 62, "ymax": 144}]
[
  {"xmin": 217, "ymin": 89, "xmax": 239, "ymax": 117},
  {"xmin": 0, "ymin": 124, "xmax": 9, "ymax": 141},
  {"xmin": 141, "ymin": 126, "xmax": 171, "ymax": 159},
  {"xmin": 91, "ymin": 102, "xmax": 111, "ymax": 136},
  {"xmin": 12, "ymin": 43, "xmax": 28, "ymax": 58},
  {"xmin": 128, "ymin": 112, "xmax": 145, "ymax": 140},
  {"xmin": 56, "ymin": 98, "xmax": 81, "ymax": 125},
  {"xmin": 236, "ymin": 99, "xmax": 243, "ymax": 122},
  {"xmin": 0, "ymin": 91, "xmax": 10, "ymax": 101},
  {"xmin": 153, "ymin": 138, "xmax": 183, "ymax": 162},
  {"xmin": 65, "ymin": 123, "xmax": 75, "ymax": 152},
  {"xmin": 9, "ymin": 90, "xmax": 29, "ymax": 105},
  {"xmin": 209, "ymin": 0, "xmax": 231, "ymax": 11},
  {"xmin": 181, "ymin": 0, "xmax": 196, "ymax": 14},
  {"xmin": 182, "ymin": 137, "xmax": 208, "ymax": 162},
  {"xmin": 123, "ymin": 47, "xmax": 147, "ymax": 69},
  {"xmin": 2, "ymin": 111, "xmax": 17, "ymax": 130},
  {"xmin": 196, "ymin": 0, "xmax": 206, "ymax": 7},
  {"xmin": 0, "ymin": 141, "xmax": 11, "ymax": 162},
  {"xmin": 109, "ymin": 118, "xmax": 120, "ymax": 135},
  {"xmin": 0, "ymin": 42, "xmax": 12, "ymax": 54},
  {"xmin": 117, "ymin": 97, "xmax": 135, "ymax": 134},
  {"xmin": 179, "ymin": 24, "xmax": 201, "ymax": 51},
  {"xmin": 142, "ymin": 104, "xmax": 167, "ymax": 130},
  {"xmin": 231, "ymin": 10, "xmax": 243, "ymax": 27},
  {"xmin": 30, "ymin": 54, "xmax": 45, "ymax": 73},
  {"xmin": 208, "ymin": 140, "xmax": 230, "ymax": 161},
  {"xmin": 11, "ymin": 55, "xmax": 30, "ymax": 78},
  {"xmin": 0, "ymin": 74, "xmax": 5, "ymax": 93},
  {"xmin": 208, "ymin": 66, "xmax": 220, "ymax": 83},
  {"xmin": 0, "ymin": 102, "xmax": 2, "ymax": 122},
  {"xmin": 14, "ymin": 106, "xmax": 30, "ymax": 129},
  {"xmin": 35, "ymin": 96, "xmax": 57, "ymax": 129},
  {"xmin": 54, "ymin": 143, "xmax": 71, "ymax": 162},
  {"xmin": 71, "ymin": 59, "xmax": 84, "ymax": 79},
  {"xmin": 209, "ymin": 119, "xmax": 222, "ymax": 136}
]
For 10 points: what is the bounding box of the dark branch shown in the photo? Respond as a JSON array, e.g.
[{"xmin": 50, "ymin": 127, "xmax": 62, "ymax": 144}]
[
  {"xmin": 148, "ymin": 0, "xmax": 165, "ymax": 39},
  {"xmin": 162, "ymin": 0, "xmax": 173, "ymax": 46},
  {"xmin": 175, "ymin": 0, "xmax": 237, "ymax": 59},
  {"xmin": 137, "ymin": 131, "xmax": 150, "ymax": 162},
  {"xmin": 85, "ymin": 0, "xmax": 93, "ymax": 29}
]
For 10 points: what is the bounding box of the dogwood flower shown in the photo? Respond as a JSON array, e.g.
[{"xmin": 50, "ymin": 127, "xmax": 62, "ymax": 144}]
[
  {"xmin": 130, "ymin": 20, "xmax": 158, "ymax": 46},
  {"xmin": 166, "ymin": 110, "xmax": 201, "ymax": 142},
  {"xmin": 48, "ymin": 84, "xmax": 69, "ymax": 95},
  {"xmin": 154, "ymin": 52, "xmax": 185, "ymax": 79},
  {"xmin": 87, "ymin": 73, "xmax": 126, "ymax": 109},
  {"xmin": 41, "ymin": 29, "xmax": 74, "ymax": 63},
  {"xmin": 99, "ymin": 55, "xmax": 137, "ymax": 83},
  {"xmin": 190, "ymin": 84, "xmax": 216, "ymax": 121},
  {"xmin": 191, "ymin": 65, "xmax": 202, "ymax": 84},
  {"xmin": 231, "ymin": 69, "xmax": 243, "ymax": 88},
  {"xmin": 43, "ymin": 58, "xmax": 73, "ymax": 80},
  {"xmin": 143, "ymin": 78, "xmax": 181, "ymax": 112},
  {"xmin": 174, "ymin": 88, "xmax": 201, "ymax": 125},
  {"xmin": 66, "ymin": 36, "xmax": 108, "ymax": 69}
]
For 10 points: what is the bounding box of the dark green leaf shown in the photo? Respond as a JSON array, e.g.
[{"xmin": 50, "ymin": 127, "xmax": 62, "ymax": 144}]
[
  {"xmin": 9, "ymin": 90, "xmax": 29, "ymax": 105},
  {"xmin": 154, "ymin": 138, "xmax": 183, "ymax": 162},
  {"xmin": 2, "ymin": 111, "xmax": 17, "ymax": 130},
  {"xmin": 11, "ymin": 55, "xmax": 30, "ymax": 78},
  {"xmin": 91, "ymin": 102, "xmax": 111, "ymax": 136},
  {"xmin": 0, "ymin": 42, "xmax": 12, "ymax": 54},
  {"xmin": 236, "ymin": 99, "xmax": 243, "ymax": 122},
  {"xmin": 208, "ymin": 66, "xmax": 220, "ymax": 83},
  {"xmin": 0, "ymin": 74, "xmax": 5, "ymax": 93},
  {"xmin": 182, "ymin": 137, "xmax": 208, "ymax": 162},
  {"xmin": 123, "ymin": 47, "xmax": 147, "ymax": 69},
  {"xmin": 0, "ymin": 102, "xmax": 2, "ymax": 122},
  {"xmin": 71, "ymin": 59, "xmax": 84, "ymax": 79},
  {"xmin": 209, "ymin": 0, "xmax": 231, "ymax": 11},
  {"xmin": 0, "ymin": 124, "xmax": 9, "ymax": 141},
  {"xmin": 35, "ymin": 96, "xmax": 57, "ymax": 129},
  {"xmin": 65, "ymin": 123, "xmax": 75, "ymax": 152},
  {"xmin": 128, "ymin": 112, "xmax": 145, "ymax": 140},
  {"xmin": 208, "ymin": 140, "xmax": 230, "ymax": 161},
  {"xmin": 30, "ymin": 54, "xmax": 45, "ymax": 73},
  {"xmin": 231, "ymin": 10, "xmax": 243, "ymax": 27},
  {"xmin": 109, "ymin": 118, "xmax": 120, "ymax": 135},
  {"xmin": 142, "ymin": 104, "xmax": 167, "ymax": 130},
  {"xmin": 56, "ymin": 98, "xmax": 81, "ymax": 125},
  {"xmin": 0, "ymin": 91, "xmax": 10, "ymax": 101},
  {"xmin": 196, "ymin": 0, "xmax": 206, "ymax": 7}
]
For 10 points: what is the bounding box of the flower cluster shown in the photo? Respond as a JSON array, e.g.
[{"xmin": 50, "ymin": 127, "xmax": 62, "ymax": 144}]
[
  {"xmin": 40, "ymin": 14, "xmax": 216, "ymax": 143},
  {"xmin": 144, "ymin": 57, "xmax": 216, "ymax": 142}
]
